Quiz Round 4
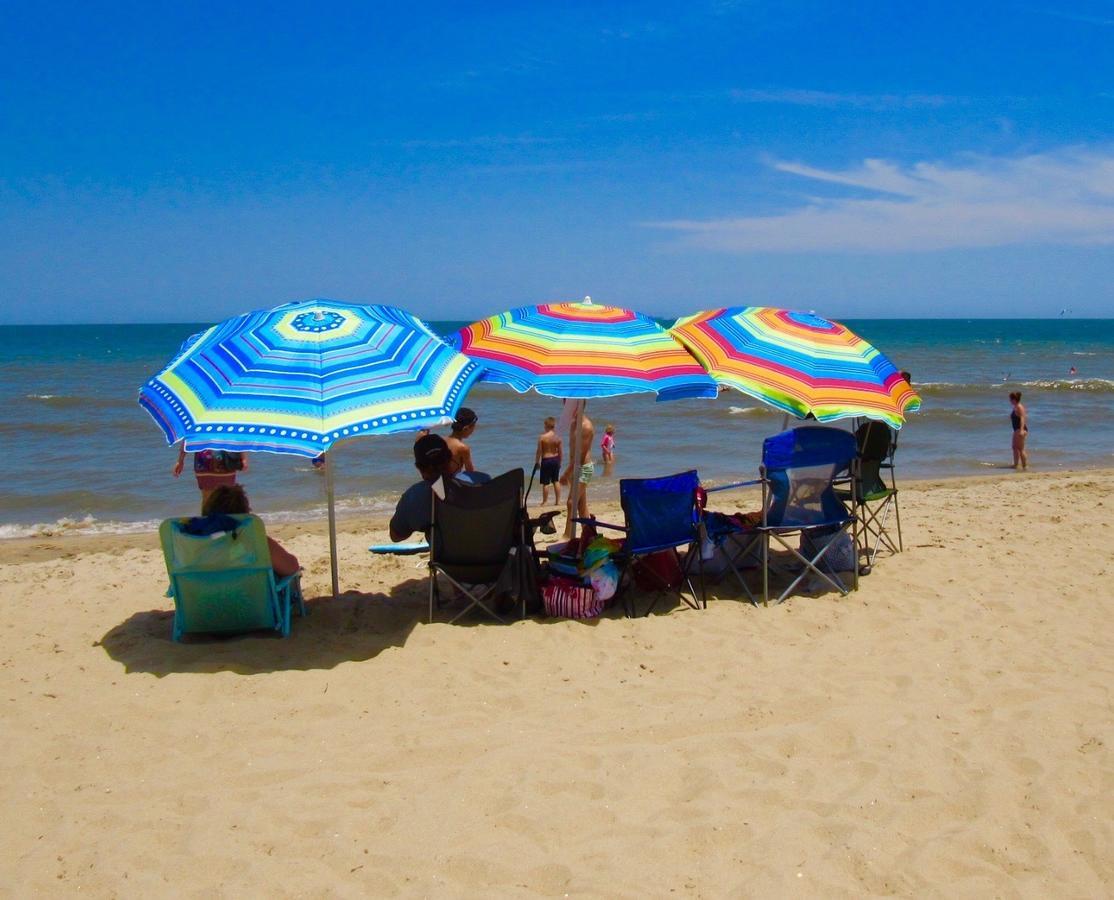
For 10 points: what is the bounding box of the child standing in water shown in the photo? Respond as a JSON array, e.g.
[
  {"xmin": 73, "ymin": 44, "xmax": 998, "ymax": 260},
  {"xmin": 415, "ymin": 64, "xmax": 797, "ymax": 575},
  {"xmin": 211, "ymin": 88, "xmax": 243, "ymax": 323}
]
[
  {"xmin": 600, "ymin": 424, "xmax": 616, "ymax": 463},
  {"xmin": 535, "ymin": 416, "xmax": 563, "ymax": 507}
]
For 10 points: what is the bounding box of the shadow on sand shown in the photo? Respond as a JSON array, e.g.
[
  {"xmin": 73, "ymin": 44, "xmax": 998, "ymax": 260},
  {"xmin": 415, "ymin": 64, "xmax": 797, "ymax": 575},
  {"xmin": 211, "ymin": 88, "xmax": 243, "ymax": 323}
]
[
  {"xmin": 99, "ymin": 576, "xmax": 443, "ymax": 675},
  {"xmin": 98, "ymin": 563, "xmax": 801, "ymax": 676}
]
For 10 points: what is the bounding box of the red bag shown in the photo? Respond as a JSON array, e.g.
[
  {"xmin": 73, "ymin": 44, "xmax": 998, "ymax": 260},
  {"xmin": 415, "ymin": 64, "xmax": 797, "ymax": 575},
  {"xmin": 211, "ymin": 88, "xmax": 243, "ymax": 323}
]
[
  {"xmin": 633, "ymin": 550, "xmax": 683, "ymax": 590},
  {"xmin": 542, "ymin": 575, "xmax": 605, "ymax": 619}
]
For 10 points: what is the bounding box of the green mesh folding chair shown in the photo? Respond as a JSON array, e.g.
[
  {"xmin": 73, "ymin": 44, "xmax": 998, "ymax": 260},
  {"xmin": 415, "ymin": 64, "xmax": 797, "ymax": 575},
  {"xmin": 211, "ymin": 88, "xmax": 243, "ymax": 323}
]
[
  {"xmin": 159, "ymin": 514, "xmax": 305, "ymax": 641},
  {"xmin": 840, "ymin": 421, "xmax": 903, "ymax": 567}
]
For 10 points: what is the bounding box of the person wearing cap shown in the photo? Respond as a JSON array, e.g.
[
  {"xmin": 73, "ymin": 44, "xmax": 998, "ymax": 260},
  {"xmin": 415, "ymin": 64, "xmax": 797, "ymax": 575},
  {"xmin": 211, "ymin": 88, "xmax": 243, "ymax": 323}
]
[
  {"xmin": 446, "ymin": 407, "xmax": 479, "ymax": 476},
  {"xmin": 389, "ymin": 434, "xmax": 464, "ymax": 542}
]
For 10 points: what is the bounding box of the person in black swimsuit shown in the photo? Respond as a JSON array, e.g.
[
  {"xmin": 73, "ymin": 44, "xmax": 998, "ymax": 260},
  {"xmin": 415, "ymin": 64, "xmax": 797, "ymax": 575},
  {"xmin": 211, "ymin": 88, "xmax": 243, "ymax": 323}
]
[{"xmin": 1009, "ymin": 391, "xmax": 1029, "ymax": 470}]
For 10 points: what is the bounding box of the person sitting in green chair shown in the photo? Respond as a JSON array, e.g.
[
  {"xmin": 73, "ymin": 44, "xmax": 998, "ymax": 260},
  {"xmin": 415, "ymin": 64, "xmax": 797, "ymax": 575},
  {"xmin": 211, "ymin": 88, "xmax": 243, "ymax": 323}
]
[{"xmin": 202, "ymin": 484, "xmax": 300, "ymax": 578}]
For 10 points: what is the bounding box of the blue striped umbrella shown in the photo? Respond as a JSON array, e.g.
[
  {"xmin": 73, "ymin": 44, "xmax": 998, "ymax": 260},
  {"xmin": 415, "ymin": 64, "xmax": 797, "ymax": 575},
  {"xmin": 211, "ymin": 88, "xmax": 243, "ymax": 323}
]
[
  {"xmin": 140, "ymin": 299, "xmax": 479, "ymax": 457},
  {"xmin": 140, "ymin": 298, "xmax": 480, "ymax": 598}
]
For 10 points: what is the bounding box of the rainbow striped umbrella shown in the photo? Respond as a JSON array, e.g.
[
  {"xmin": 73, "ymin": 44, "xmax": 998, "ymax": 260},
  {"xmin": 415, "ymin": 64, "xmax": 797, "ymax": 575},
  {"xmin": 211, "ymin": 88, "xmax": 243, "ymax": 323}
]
[
  {"xmin": 449, "ymin": 298, "xmax": 717, "ymax": 401},
  {"xmin": 140, "ymin": 299, "xmax": 479, "ymax": 457},
  {"xmin": 671, "ymin": 307, "xmax": 920, "ymax": 427}
]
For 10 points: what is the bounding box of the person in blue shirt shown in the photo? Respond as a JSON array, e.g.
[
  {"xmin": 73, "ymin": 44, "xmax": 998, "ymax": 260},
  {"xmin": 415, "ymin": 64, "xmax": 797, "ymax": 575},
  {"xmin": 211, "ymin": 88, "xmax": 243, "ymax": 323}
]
[{"xmin": 389, "ymin": 434, "xmax": 466, "ymax": 542}]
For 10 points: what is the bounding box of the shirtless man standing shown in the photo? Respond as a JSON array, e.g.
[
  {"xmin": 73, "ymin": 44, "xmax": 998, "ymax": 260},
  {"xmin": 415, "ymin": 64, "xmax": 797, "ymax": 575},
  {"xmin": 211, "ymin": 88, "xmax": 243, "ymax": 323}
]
[{"xmin": 560, "ymin": 405, "xmax": 595, "ymax": 538}]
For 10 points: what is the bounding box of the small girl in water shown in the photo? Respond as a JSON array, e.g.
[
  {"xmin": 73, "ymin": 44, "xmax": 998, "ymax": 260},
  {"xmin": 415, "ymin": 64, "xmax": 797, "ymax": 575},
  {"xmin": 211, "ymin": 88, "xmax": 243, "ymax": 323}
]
[{"xmin": 600, "ymin": 424, "xmax": 616, "ymax": 463}]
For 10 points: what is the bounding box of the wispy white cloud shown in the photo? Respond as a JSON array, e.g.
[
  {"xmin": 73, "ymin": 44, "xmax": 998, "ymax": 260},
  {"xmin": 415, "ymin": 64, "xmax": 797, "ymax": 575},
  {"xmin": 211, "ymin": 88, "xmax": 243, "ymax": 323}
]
[
  {"xmin": 729, "ymin": 87, "xmax": 956, "ymax": 110},
  {"xmin": 647, "ymin": 149, "xmax": 1114, "ymax": 252}
]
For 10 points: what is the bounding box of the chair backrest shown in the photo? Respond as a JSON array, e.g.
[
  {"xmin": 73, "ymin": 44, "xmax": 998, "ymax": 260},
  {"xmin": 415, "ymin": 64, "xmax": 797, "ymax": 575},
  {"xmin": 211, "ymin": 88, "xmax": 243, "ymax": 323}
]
[
  {"xmin": 431, "ymin": 468, "xmax": 524, "ymax": 583},
  {"xmin": 159, "ymin": 514, "xmax": 278, "ymax": 635},
  {"xmin": 761, "ymin": 427, "xmax": 856, "ymax": 527},
  {"xmin": 619, "ymin": 470, "xmax": 700, "ymax": 554},
  {"xmin": 855, "ymin": 420, "xmax": 896, "ymax": 497}
]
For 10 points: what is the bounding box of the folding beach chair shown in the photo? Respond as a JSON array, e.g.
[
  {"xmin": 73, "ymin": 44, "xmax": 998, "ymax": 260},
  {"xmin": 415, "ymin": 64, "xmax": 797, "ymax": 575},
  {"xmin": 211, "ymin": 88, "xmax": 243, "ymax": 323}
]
[
  {"xmin": 753, "ymin": 426, "xmax": 860, "ymax": 605},
  {"xmin": 698, "ymin": 496, "xmax": 763, "ymax": 606},
  {"xmin": 428, "ymin": 468, "xmax": 538, "ymax": 624},
  {"xmin": 159, "ymin": 514, "xmax": 305, "ymax": 641},
  {"xmin": 843, "ymin": 420, "xmax": 903, "ymax": 566},
  {"xmin": 590, "ymin": 470, "xmax": 706, "ymax": 617}
]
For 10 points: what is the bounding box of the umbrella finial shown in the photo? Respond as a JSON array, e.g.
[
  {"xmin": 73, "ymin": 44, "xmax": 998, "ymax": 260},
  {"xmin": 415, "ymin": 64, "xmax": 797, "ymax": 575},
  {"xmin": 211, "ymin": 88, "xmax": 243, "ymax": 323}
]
[
  {"xmin": 313, "ymin": 309, "xmax": 325, "ymax": 322},
  {"xmin": 583, "ymin": 295, "xmax": 592, "ymax": 305}
]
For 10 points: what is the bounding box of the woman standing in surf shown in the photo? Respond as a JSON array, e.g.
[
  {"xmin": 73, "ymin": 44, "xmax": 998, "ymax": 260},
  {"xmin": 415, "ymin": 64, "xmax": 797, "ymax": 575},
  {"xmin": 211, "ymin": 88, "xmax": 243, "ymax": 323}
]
[{"xmin": 1009, "ymin": 392, "xmax": 1029, "ymax": 470}]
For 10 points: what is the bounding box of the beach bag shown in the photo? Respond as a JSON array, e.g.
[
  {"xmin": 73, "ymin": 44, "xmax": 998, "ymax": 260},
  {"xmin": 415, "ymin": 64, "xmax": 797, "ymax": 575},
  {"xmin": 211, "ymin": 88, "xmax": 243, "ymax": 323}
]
[
  {"xmin": 633, "ymin": 550, "xmax": 683, "ymax": 590},
  {"xmin": 800, "ymin": 528, "xmax": 855, "ymax": 573},
  {"xmin": 542, "ymin": 574, "xmax": 605, "ymax": 619}
]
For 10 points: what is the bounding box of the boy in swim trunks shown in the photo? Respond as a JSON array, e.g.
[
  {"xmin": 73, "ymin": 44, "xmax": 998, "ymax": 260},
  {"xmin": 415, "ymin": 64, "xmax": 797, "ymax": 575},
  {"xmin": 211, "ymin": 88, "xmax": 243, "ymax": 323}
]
[{"xmin": 535, "ymin": 416, "xmax": 563, "ymax": 507}]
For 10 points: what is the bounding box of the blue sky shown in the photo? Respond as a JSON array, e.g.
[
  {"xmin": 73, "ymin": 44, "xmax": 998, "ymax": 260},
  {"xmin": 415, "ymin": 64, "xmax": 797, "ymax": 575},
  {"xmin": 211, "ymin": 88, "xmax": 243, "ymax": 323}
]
[{"xmin": 2, "ymin": 1, "xmax": 1112, "ymax": 323}]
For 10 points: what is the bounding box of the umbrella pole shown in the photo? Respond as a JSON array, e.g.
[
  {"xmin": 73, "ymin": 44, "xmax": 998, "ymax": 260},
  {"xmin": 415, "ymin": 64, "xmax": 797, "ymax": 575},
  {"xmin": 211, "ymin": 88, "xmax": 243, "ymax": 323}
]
[
  {"xmin": 325, "ymin": 448, "xmax": 339, "ymax": 600},
  {"xmin": 568, "ymin": 400, "xmax": 585, "ymax": 543}
]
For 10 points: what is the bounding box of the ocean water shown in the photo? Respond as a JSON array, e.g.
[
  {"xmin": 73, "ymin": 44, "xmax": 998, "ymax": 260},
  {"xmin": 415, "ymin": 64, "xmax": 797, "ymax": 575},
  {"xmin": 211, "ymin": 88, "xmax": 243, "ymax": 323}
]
[{"xmin": 1, "ymin": 319, "xmax": 1111, "ymax": 538}]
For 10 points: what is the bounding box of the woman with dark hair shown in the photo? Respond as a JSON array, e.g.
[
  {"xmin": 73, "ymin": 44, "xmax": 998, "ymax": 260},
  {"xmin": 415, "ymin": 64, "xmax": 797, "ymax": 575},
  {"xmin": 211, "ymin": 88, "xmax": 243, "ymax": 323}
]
[
  {"xmin": 1009, "ymin": 391, "xmax": 1029, "ymax": 470},
  {"xmin": 202, "ymin": 484, "xmax": 300, "ymax": 577}
]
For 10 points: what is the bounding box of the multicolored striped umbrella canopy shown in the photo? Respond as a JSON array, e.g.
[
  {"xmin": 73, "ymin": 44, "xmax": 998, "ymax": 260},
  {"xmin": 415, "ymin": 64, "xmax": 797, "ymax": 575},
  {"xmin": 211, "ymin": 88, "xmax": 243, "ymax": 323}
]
[
  {"xmin": 449, "ymin": 298, "xmax": 717, "ymax": 401},
  {"xmin": 671, "ymin": 307, "xmax": 920, "ymax": 427},
  {"xmin": 140, "ymin": 299, "xmax": 480, "ymax": 457}
]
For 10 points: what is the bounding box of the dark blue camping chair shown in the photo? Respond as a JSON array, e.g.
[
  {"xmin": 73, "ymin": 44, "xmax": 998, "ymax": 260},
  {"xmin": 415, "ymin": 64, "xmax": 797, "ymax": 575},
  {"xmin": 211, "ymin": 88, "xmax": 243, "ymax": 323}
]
[
  {"xmin": 754, "ymin": 426, "xmax": 860, "ymax": 605},
  {"xmin": 587, "ymin": 470, "xmax": 706, "ymax": 617}
]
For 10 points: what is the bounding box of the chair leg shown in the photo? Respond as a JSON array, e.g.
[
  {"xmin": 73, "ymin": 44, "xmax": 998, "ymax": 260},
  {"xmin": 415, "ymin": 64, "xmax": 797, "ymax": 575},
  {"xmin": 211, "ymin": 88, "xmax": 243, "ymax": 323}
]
[
  {"xmin": 762, "ymin": 532, "xmax": 770, "ymax": 607},
  {"xmin": 893, "ymin": 493, "xmax": 904, "ymax": 553}
]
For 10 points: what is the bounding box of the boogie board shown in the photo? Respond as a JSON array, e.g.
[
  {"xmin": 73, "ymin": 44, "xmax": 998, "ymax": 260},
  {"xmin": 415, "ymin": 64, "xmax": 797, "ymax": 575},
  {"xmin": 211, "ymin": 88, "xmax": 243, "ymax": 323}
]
[{"xmin": 369, "ymin": 542, "xmax": 429, "ymax": 555}]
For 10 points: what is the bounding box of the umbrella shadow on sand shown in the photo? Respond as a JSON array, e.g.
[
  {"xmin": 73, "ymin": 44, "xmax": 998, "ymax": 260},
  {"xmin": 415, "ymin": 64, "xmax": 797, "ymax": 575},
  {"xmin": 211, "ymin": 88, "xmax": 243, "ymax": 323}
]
[{"xmin": 97, "ymin": 576, "xmax": 501, "ymax": 676}]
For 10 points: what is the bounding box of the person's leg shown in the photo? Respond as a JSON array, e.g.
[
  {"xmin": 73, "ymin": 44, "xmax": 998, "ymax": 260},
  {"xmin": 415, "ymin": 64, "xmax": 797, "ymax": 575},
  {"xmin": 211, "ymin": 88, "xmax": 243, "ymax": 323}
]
[
  {"xmin": 1019, "ymin": 435, "xmax": 1028, "ymax": 470},
  {"xmin": 1012, "ymin": 433, "xmax": 1022, "ymax": 468}
]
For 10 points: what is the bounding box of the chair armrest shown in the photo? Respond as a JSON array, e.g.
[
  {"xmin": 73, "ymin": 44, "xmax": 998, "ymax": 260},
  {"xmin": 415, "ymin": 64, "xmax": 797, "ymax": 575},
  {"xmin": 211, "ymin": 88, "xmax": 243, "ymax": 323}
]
[
  {"xmin": 274, "ymin": 569, "xmax": 303, "ymax": 593},
  {"xmin": 574, "ymin": 517, "xmax": 627, "ymax": 533}
]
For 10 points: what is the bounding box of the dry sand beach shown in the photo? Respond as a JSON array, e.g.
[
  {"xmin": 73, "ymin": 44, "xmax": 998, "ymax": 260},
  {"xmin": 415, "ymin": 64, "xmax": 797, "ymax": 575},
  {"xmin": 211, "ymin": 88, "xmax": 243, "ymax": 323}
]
[{"xmin": 1, "ymin": 469, "xmax": 1111, "ymax": 896}]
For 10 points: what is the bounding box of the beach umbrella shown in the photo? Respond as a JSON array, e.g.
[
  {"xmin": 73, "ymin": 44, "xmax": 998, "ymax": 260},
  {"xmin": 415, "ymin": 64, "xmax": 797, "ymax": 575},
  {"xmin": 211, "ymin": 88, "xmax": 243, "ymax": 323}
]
[
  {"xmin": 140, "ymin": 299, "xmax": 481, "ymax": 597},
  {"xmin": 450, "ymin": 297, "xmax": 718, "ymax": 537},
  {"xmin": 670, "ymin": 307, "xmax": 920, "ymax": 428}
]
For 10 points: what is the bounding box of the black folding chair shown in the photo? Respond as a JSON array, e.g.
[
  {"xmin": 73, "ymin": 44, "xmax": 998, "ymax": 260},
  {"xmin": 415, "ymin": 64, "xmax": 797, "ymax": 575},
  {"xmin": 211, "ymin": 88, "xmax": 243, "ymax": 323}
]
[{"xmin": 428, "ymin": 468, "xmax": 537, "ymax": 623}]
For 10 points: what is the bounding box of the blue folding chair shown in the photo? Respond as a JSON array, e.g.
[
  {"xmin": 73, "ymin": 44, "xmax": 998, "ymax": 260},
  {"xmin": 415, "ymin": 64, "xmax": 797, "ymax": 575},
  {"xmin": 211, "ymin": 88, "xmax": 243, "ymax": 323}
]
[
  {"xmin": 753, "ymin": 427, "xmax": 860, "ymax": 605},
  {"xmin": 159, "ymin": 514, "xmax": 305, "ymax": 641},
  {"xmin": 589, "ymin": 470, "xmax": 706, "ymax": 617}
]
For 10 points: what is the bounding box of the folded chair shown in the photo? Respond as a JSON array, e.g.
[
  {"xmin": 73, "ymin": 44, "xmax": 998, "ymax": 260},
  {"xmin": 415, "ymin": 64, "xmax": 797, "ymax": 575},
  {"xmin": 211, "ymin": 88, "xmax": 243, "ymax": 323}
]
[
  {"xmin": 159, "ymin": 514, "xmax": 305, "ymax": 641},
  {"xmin": 752, "ymin": 427, "xmax": 860, "ymax": 605},
  {"xmin": 842, "ymin": 420, "xmax": 903, "ymax": 566},
  {"xmin": 589, "ymin": 470, "xmax": 706, "ymax": 617},
  {"xmin": 428, "ymin": 468, "xmax": 538, "ymax": 624}
]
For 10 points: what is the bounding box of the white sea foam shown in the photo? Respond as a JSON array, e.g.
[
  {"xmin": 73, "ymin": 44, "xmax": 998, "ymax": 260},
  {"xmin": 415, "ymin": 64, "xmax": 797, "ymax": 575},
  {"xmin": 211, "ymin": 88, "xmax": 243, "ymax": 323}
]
[{"xmin": 0, "ymin": 515, "xmax": 161, "ymax": 539}]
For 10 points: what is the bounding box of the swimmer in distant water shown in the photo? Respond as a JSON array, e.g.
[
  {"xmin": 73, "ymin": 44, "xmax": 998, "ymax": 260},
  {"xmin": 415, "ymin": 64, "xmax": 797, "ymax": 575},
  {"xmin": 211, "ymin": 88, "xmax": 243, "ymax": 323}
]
[
  {"xmin": 1009, "ymin": 391, "xmax": 1029, "ymax": 470},
  {"xmin": 1069, "ymin": 365, "xmax": 1077, "ymax": 376}
]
